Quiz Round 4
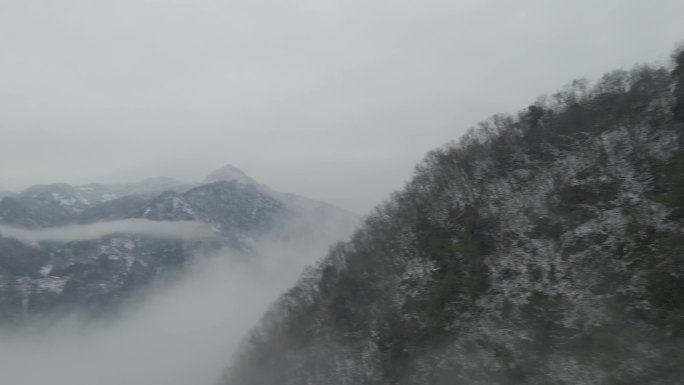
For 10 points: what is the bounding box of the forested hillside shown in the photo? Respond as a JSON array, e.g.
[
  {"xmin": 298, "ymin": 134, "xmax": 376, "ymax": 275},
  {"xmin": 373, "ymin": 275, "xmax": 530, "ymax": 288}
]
[{"xmin": 223, "ymin": 49, "xmax": 684, "ymax": 385}]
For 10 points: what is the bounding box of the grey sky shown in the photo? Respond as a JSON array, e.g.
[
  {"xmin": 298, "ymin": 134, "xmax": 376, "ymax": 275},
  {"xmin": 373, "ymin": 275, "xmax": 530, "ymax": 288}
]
[{"xmin": 1, "ymin": 0, "xmax": 683, "ymax": 213}]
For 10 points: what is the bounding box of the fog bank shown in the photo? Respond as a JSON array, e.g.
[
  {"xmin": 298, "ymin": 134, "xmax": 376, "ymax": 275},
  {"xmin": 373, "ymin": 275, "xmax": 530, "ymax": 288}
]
[
  {"xmin": 0, "ymin": 219, "xmax": 215, "ymax": 244},
  {"xmin": 0, "ymin": 233, "xmax": 332, "ymax": 385}
]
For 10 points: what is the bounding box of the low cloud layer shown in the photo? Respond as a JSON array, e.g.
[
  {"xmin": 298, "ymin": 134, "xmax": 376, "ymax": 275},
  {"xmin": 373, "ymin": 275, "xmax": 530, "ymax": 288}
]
[
  {"xmin": 0, "ymin": 236, "xmax": 333, "ymax": 385},
  {"xmin": 0, "ymin": 210, "xmax": 355, "ymax": 385},
  {"xmin": 0, "ymin": 219, "xmax": 215, "ymax": 244}
]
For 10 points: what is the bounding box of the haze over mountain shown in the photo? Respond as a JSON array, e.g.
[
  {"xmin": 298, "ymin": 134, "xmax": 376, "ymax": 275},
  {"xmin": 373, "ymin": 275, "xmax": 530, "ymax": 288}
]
[
  {"xmin": 2, "ymin": 1, "xmax": 684, "ymax": 214},
  {"xmin": 1, "ymin": 1, "xmax": 684, "ymax": 385},
  {"xmin": 3, "ymin": 50, "xmax": 684, "ymax": 385}
]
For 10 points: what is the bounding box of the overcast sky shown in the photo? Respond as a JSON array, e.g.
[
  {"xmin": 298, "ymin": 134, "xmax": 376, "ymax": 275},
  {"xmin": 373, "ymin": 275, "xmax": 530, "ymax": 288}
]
[{"xmin": 1, "ymin": 0, "xmax": 683, "ymax": 213}]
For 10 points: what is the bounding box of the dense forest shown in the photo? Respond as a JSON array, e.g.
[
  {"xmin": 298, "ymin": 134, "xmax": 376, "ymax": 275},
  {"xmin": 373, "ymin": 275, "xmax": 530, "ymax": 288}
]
[{"xmin": 222, "ymin": 49, "xmax": 684, "ymax": 385}]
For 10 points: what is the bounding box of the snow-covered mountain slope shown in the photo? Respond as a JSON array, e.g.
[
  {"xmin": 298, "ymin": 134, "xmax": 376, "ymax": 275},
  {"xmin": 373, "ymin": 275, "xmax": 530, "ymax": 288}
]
[
  {"xmin": 223, "ymin": 54, "xmax": 684, "ymax": 385},
  {"xmin": 0, "ymin": 178, "xmax": 193, "ymax": 228},
  {"xmin": 0, "ymin": 167, "xmax": 358, "ymax": 323},
  {"xmin": 204, "ymin": 164, "xmax": 259, "ymax": 185}
]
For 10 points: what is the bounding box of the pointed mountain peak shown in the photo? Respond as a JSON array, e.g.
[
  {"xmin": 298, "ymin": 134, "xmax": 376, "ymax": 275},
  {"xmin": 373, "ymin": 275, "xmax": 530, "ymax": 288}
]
[{"xmin": 204, "ymin": 164, "xmax": 257, "ymax": 185}]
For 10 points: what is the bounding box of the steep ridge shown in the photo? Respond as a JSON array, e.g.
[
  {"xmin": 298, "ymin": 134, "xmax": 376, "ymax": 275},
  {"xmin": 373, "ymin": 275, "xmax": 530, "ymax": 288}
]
[
  {"xmin": 0, "ymin": 167, "xmax": 358, "ymax": 323},
  {"xmin": 224, "ymin": 52, "xmax": 684, "ymax": 384}
]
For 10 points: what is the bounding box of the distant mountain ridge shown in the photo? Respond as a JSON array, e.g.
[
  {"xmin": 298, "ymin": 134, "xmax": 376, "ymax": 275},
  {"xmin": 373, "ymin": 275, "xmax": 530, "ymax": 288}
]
[
  {"xmin": 0, "ymin": 165, "xmax": 358, "ymax": 323},
  {"xmin": 0, "ymin": 177, "xmax": 194, "ymax": 228}
]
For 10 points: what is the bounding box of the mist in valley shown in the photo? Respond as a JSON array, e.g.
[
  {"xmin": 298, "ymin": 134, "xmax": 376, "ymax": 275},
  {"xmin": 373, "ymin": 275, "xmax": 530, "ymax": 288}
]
[
  {"xmin": 0, "ymin": 219, "xmax": 214, "ymax": 244},
  {"xmin": 0, "ymin": 227, "xmax": 342, "ymax": 385}
]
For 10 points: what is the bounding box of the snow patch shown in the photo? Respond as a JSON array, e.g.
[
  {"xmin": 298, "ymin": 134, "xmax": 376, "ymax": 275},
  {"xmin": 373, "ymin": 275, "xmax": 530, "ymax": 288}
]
[{"xmin": 39, "ymin": 265, "xmax": 53, "ymax": 277}]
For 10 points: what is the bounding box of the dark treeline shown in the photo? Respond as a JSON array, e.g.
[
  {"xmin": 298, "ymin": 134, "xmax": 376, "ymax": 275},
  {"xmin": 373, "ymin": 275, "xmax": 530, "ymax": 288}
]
[{"xmin": 223, "ymin": 48, "xmax": 684, "ymax": 385}]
